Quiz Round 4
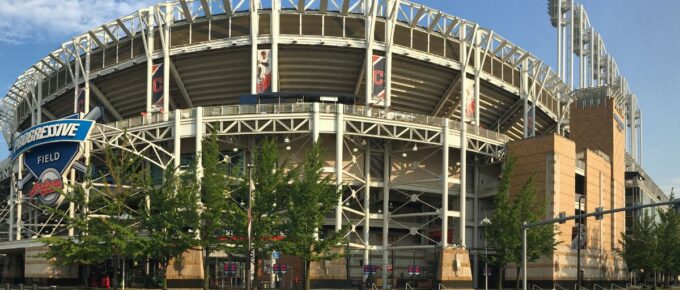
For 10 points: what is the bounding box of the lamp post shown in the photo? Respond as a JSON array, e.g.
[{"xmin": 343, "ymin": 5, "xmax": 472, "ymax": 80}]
[
  {"xmin": 577, "ymin": 195, "xmax": 584, "ymax": 289},
  {"xmin": 246, "ymin": 163, "xmax": 255, "ymax": 290},
  {"xmin": 480, "ymin": 217, "xmax": 492, "ymax": 290}
]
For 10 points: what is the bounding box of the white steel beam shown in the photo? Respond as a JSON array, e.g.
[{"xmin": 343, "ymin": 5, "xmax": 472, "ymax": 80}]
[
  {"xmin": 180, "ymin": 0, "xmax": 194, "ymax": 23},
  {"xmin": 200, "ymin": 0, "xmax": 212, "ymax": 19},
  {"xmin": 101, "ymin": 25, "xmax": 119, "ymax": 45},
  {"xmin": 116, "ymin": 19, "xmax": 133, "ymax": 38},
  {"xmin": 169, "ymin": 60, "xmax": 193, "ymax": 107},
  {"xmin": 90, "ymin": 82, "xmax": 123, "ymax": 120}
]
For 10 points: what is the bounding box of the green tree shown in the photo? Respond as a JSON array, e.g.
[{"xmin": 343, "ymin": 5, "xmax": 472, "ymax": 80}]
[
  {"xmin": 618, "ymin": 211, "xmax": 658, "ymax": 286},
  {"xmin": 484, "ymin": 156, "xmax": 559, "ymax": 290},
  {"xmin": 198, "ymin": 132, "xmax": 240, "ymax": 290},
  {"xmin": 282, "ymin": 143, "xmax": 346, "ymax": 290},
  {"xmin": 139, "ymin": 166, "xmax": 200, "ymax": 290},
  {"xmin": 654, "ymin": 205, "xmax": 680, "ymax": 287},
  {"xmin": 40, "ymin": 147, "xmax": 148, "ymax": 289}
]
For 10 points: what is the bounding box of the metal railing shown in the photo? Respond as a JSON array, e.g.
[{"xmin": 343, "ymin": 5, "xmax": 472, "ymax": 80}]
[
  {"xmin": 438, "ymin": 283, "xmax": 448, "ymax": 290},
  {"xmin": 594, "ymin": 284, "xmax": 607, "ymax": 290},
  {"xmin": 406, "ymin": 282, "xmax": 415, "ymax": 290},
  {"xmin": 107, "ymin": 103, "xmax": 512, "ymax": 144},
  {"xmin": 555, "ymin": 283, "xmax": 569, "ymax": 290},
  {"xmin": 532, "ymin": 284, "xmax": 544, "ymax": 290},
  {"xmin": 610, "ymin": 283, "xmax": 625, "ymax": 290}
]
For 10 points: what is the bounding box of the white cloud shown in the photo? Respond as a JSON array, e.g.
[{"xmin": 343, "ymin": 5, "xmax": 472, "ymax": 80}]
[{"xmin": 0, "ymin": 0, "xmax": 160, "ymax": 44}]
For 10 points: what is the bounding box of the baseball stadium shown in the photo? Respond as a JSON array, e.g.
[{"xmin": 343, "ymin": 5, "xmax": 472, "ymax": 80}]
[{"xmin": 0, "ymin": 0, "xmax": 666, "ymax": 289}]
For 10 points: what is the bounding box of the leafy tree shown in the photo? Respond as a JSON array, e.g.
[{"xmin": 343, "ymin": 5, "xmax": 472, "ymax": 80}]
[
  {"xmin": 282, "ymin": 143, "xmax": 346, "ymax": 290},
  {"xmin": 139, "ymin": 166, "xmax": 200, "ymax": 290},
  {"xmin": 198, "ymin": 132, "xmax": 240, "ymax": 290},
  {"xmin": 484, "ymin": 156, "xmax": 559, "ymax": 290},
  {"xmin": 653, "ymin": 205, "xmax": 680, "ymax": 287},
  {"xmin": 618, "ymin": 211, "xmax": 658, "ymax": 286},
  {"xmin": 40, "ymin": 147, "xmax": 148, "ymax": 289}
]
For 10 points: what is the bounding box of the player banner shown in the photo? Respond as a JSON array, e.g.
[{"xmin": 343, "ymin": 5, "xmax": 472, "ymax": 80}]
[
  {"xmin": 527, "ymin": 103, "xmax": 535, "ymax": 137},
  {"xmin": 371, "ymin": 55, "xmax": 386, "ymax": 105},
  {"xmin": 77, "ymin": 86, "xmax": 86, "ymax": 113},
  {"xmin": 464, "ymin": 77, "xmax": 475, "ymax": 124},
  {"xmin": 151, "ymin": 63, "xmax": 164, "ymax": 113},
  {"xmin": 256, "ymin": 49, "xmax": 272, "ymax": 94}
]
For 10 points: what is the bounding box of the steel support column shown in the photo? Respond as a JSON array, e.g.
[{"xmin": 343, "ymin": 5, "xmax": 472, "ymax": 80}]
[
  {"xmin": 271, "ymin": 0, "xmax": 280, "ymax": 92},
  {"xmin": 145, "ymin": 8, "xmax": 155, "ymax": 117},
  {"xmin": 335, "ymin": 104, "xmax": 344, "ymax": 232},
  {"xmin": 381, "ymin": 142, "xmax": 391, "ymax": 289},
  {"xmin": 458, "ymin": 24, "xmax": 467, "ymax": 247},
  {"xmin": 312, "ymin": 102, "xmax": 320, "ymax": 142},
  {"xmin": 364, "ymin": 0, "xmax": 377, "ymax": 106},
  {"xmin": 162, "ymin": 4, "xmax": 171, "ymax": 120},
  {"xmin": 195, "ymin": 107, "xmax": 204, "ymax": 180},
  {"xmin": 15, "ymin": 156, "xmax": 23, "ymax": 240},
  {"xmin": 174, "ymin": 109, "xmax": 182, "ymax": 168},
  {"xmin": 250, "ymin": 0, "xmax": 259, "ymax": 94},
  {"xmin": 363, "ymin": 139, "xmax": 371, "ymax": 281},
  {"xmin": 441, "ymin": 119, "xmax": 449, "ymax": 247},
  {"xmin": 384, "ymin": 0, "xmax": 399, "ymax": 109}
]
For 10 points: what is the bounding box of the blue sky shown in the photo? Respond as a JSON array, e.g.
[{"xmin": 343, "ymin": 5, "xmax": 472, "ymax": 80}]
[{"xmin": 1, "ymin": 0, "xmax": 679, "ymax": 193}]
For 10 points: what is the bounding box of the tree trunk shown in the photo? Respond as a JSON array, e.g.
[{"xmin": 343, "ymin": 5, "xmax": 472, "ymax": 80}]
[
  {"xmin": 515, "ymin": 266, "xmax": 521, "ymax": 290},
  {"xmin": 203, "ymin": 249, "xmax": 211, "ymax": 290},
  {"xmin": 253, "ymin": 250, "xmax": 259, "ymax": 290},
  {"xmin": 113, "ymin": 256, "xmax": 120, "ymax": 290},
  {"xmin": 161, "ymin": 261, "xmax": 169, "ymax": 290},
  {"xmin": 304, "ymin": 259, "xmax": 311, "ymax": 290},
  {"xmin": 497, "ymin": 266, "xmax": 504, "ymax": 290}
]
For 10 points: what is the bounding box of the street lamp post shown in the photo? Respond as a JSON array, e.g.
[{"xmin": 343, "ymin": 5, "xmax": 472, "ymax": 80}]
[
  {"xmin": 577, "ymin": 195, "xmax": 584, "ymax": 289},
  {"xmin": 480, "ymin": 217, "xmax": 492, "ymax": 290}
]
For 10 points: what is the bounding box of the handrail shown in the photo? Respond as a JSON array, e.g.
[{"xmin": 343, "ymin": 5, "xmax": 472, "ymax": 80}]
[
  {"xmin": 406, "ymin": 282, "xmax": 415, "ymax": 290},
  {"xmin": 439, "ymin": 283, "xmax": 448, "ymax": 290},
  {"xmin": 371, "ymin": 283, "xmax": 379, "ymax": 290},
  {"xmin": 532, "ymin": 284, "xmax": 544, "ymax": 290},
  {"xmin": 555, "ymin": 283, "xmax": 569, "ymax": 290},
  {"xmin": 610, "ymin": 283, "xmax": 625, "ymax": 290},
  {"xmin": 594, "ymin": 284, "xmax": 607, "ymax": 290}
]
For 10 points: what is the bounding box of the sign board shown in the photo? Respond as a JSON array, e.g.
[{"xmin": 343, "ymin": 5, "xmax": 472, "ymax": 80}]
[
  {"xmin": 407, "ymin": 265, "xmax": 414, "ymax": 275},
  {"xmin": 224, "ymin": 262, "xmax": 238, "ymax": 273},
  {"xmin": 415, "ymin": 266, "xmax": 421, "ymax": 275},
  {"xmin": 272, "ymin": 250, "xmax": 281, "ymax": 259},
  {"xmin": 280, "ymin": 264, "xmax": 287, "ymax": 274},
  {"xmin": 13, "ymin": 118, "xmax": 94, "ymax": 205}
]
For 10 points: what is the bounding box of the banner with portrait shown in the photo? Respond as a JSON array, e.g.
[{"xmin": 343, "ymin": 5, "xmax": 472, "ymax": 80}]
[{"xmin": 256, "ymin": 49, "xmax": 272, "ymax": 94}]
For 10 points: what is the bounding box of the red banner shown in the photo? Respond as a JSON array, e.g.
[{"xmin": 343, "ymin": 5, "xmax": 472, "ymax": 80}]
[
  {"xmin": 371, "ymin": 55, "xmax": 385, "ymax": 105},
  {"xmin": 151, "ymin": 63, "xmax": 164, "ymax": 113},
  {"xmin": 256, "ymin": 49, "xmax": 272, "ymax": 93}
]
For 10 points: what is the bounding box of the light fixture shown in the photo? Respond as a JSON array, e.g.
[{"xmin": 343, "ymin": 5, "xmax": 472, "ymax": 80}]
[
  {"xmin": 284, "ymin": 137, "xmax": 290, "ymax": 143},
  {"xmin": 480, "ymin": 217, "xmax": 491, "ymax": 226},
  {"xmin": 353, "ymin": 148, "xmax": 358, "ymax": 153},
  {"xmin": 233, "ymin": 148, "xmax": 238, "ymax": 152},
  {"xmin": 412, "ymin": 144, "xmax": 418, "ymax": 152},
  {"xmin": 285, "ymin": 145, "xmax": 291, "ymax": 151},
  {"xmin": 402, "ymin": 152, "xmax": 407, "ymax": 157}
]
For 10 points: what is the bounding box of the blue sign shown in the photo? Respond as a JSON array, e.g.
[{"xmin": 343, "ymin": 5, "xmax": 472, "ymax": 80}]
[
  {"xmin": 12, "ymin": 119, "xmax": 94, "ymax": 159},
  {"xmin": 272, "ymin": 251, "xmax": 281, "ymax": 259},
  {"xmin": 24, "ymin": 143, "xmax": 81, "ymax": 178}
]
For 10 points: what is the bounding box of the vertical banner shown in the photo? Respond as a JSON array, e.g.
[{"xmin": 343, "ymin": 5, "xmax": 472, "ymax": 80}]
[
  {"xmin": 464, "ymin": 76, "xmax": 475, "ymax": 124},
  {"xmin": 256, "ymin": 49, "xmax": 272, "ymax": 94},
  {"xmin": 371, "ymin": 55, "xmax": 386, "ymax": 105},
  {"xmin": 527, "ymin": 103, "xmax": 535, "ymax": 137},
  {"xmin": 151, "ymin": 63, "xmax": 164, "ymax": 113},
  {"xmin": 77, "ymin": 86, "xmax": 86, "ymax": 113}
]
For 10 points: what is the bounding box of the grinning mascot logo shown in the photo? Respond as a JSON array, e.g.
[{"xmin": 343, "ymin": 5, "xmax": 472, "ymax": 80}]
[{"xmin": 12, "ymin": 109, "xmax": 99, "ymax": 206}]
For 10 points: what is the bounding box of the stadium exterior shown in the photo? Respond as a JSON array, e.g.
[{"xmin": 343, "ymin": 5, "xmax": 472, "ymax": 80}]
[{"xmin": 0, "ymin": 0, "xmax": 664, "ymax": 288}]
